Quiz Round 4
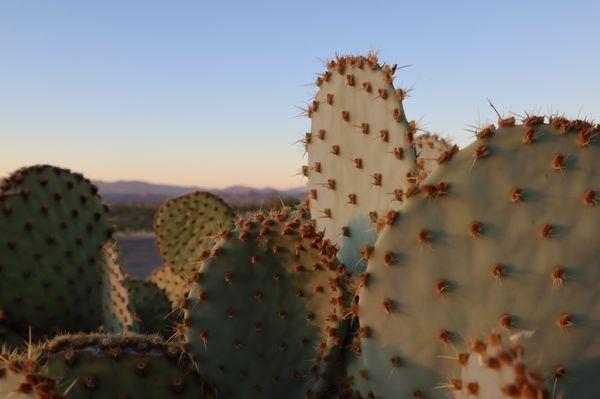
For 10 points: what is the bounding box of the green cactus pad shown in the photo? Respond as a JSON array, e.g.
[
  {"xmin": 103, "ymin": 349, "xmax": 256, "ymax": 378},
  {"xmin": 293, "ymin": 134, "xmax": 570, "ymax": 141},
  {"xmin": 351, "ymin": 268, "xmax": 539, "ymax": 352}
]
[
  {"xmin": 358, "ymin": 118, "xmax": 600, "ymax": 398},
  {"xmin": 306, "ymin": 54, "xmax": 418, "ymax": 271},
  {"xmin": 183, "ymin": 210, "xmax": 346, "ymax": 398},
  {"xmin": 149, "ymin": 265, "xmax": 188, "ymax": 308},
  {"xmin": 100, "ymin": 242, "xmax": 138, "ymax": 334},
  {"xmin": 35, "ymin": 333, "xmax": 215, "ymax": 399},
  {"xmin": 0, "ymin": 165, "xmax": 112, "ymax": 340},
  {"xmin": 128, "ymin": 280, "xmax": 173, "ymax": 337},
  {"xmin": 154, "ymin": 191, "xmax": 235, "ymax": 278}
]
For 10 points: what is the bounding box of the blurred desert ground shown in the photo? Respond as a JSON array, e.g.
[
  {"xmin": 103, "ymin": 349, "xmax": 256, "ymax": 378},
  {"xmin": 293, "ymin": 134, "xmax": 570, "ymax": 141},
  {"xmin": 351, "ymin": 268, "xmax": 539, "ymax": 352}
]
[{"xmin": 115, "ymin": 233, "xmax": 162, "ymax": 279}]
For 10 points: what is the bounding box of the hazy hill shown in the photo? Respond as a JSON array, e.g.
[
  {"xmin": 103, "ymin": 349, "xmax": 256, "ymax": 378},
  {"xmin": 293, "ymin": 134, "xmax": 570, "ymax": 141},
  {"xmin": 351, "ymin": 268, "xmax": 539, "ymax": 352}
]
[{"xmin": 94, "ymin": 180, "xmax": 307, "ymax": 206}]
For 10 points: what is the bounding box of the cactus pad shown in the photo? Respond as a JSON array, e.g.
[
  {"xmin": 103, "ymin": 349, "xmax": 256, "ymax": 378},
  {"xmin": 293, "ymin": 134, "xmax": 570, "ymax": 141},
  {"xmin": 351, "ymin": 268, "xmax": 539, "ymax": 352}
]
[
  {"xmin": 35, "ymin": 333, "xmax": 214, "ymax": 399},
  {"xmin": 183, "ymin": 210, "xmax": 346, "ymax": 398},
  {"xmin": 154, "ymin": 191, "xmax": 235, "ymax": 278},
  {"xmin": 100, "ymin": 242, "xmax": 138, "ymax": 334},
  {"xmin": 0, "ymin": 165, "xmax": 112, "ymax": 340},
  {"xmin": 306, "ymin": 54, "xmax": 418, "ymax": 272},
  {"xmin": 128, "ymin": 280, "xmax": 172, "ymax": 336},
  {"xmin": 149, "ymin": 265, "xmax": 188, "ymax": 308},
  {"xmin": 358, "ymin": 118, "xmax": 599, "ymax": 397}
]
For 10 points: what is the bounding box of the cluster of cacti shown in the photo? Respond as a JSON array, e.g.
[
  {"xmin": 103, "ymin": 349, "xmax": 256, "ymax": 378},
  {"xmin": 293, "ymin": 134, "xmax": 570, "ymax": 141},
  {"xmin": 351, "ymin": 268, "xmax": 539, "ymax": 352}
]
[
  {"xmin": 304, "ymin": 53, "xmax": 598, "ymax": 398},
  {"xmin": 1, "ymin": 52, "xmax": 598, "ymax": 398}
]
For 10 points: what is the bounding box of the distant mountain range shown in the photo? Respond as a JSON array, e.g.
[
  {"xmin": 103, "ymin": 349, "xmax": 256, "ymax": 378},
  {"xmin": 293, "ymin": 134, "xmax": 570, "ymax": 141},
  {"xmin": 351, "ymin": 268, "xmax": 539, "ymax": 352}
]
[{"xmin": 94, "ymin": 180, "xmax": 307, "ymax": 206}]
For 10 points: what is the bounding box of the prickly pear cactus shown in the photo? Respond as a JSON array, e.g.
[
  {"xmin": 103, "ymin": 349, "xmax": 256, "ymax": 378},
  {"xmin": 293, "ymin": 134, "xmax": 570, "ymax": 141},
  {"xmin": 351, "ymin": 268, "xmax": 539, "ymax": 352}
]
[
  {"xmin": 154, "ymin": 191, "xmax": 235, "ymax": 278},
  {"xmin": 305, "ymin": 54, "xmax": 419, "ymax": 274},
  {"xmin": 35, "ymin": 333, "xmax": 215, "ymax": 399},
  {"xmin": 0, "ymin": 165, "xmax": 112, "ymax": 341},
  {"xmin": 183, "ymin": 210, "xmax": 346, "ymax": 398},
  {"xmin": 451, "ymin": 332, "xmax": 547, "ymax": 399},
  {"xmin": 149, "ymin": 265, "xmax": 188, "ymax": 308},
  {"xmin": 357, "ymin": 118, "xmax": 599, "ymax": 397},
  {"xmin": 413, "ymin": 133, "xmax": 454, "ymax": 182},
  {"xmin": 128, "ymin": 280, "xmax": 172, "ymax": 336},
  {"xmin": 0, "ymin": 352, "xmax": 61, "ymax": 399},
  {"xmin": 100, "ymin": 242, "xmax": 138, "ymax": 334}
]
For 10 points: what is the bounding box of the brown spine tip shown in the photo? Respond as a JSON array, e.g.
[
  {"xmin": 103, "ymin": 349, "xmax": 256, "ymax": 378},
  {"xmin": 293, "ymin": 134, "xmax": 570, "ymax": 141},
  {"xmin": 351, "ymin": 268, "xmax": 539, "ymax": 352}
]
[
  {"xmin": 438, "ymin": 329, "xmax": 452, "ymax": 344},
  {"xmin": 510, "ymin": 187, "xmax": 523, "ymax": 203},
  {"xmin": 491, "ymin": 263, "xmax": 505, "ymax": 279},
  {"xmin": 436, "ymin": 280, "xmax": 449, "ymax": 295},
  {"xmin": 469, "ymin": 221, "xmax": 482, "ymax": 237},
  {"xmin": 522, "ymin": 127, "xmax": 536, "ymax": 144},
  {"xmin": 499, "ymin": 313, "xmax": 513, "ymax": 328},
  {"xmin": 341, "ymin": 111, "xmax": 350, "ymax": 122},
  {"xmin": 379, "ymin": 129, "xmax": 389, "ymax": 142},
  {"xmin": 383, "ymin": 251, "xmax": 396, "ymax": 267},
  {"xmin": 552, "ymin": 266, "xmax": 565, "ymax": 286},
  {"xmin": 382, "ymin": 298, "xmax": 393, "ymax": 315},
  {"xmin": 583, "ymin": 189, "xmax": 596, "ymax": 206},
  {"xmin": 361, "ymin": 123, "xmax": 370, "ymax": 134},
  {"xmin": 557, "ymin": 313, "xmax": 574, "ymax": 328},
  {"xmin": 418, "ymin": 228, "xmax": 431, "ymax": 246},
  {"xmin": 540, "ymin": 223, "xmax": 554, "ymax": 238},
  {"xmin": 551, "ymin": 153, "xmax": 565, "ymax": 172},
  {"xmin": 346, "ymin": 74, "xmax": 355, "ymax": 86},
  {"xmin": 371, "ymin": 173, "xmax": 382, "ymax": 186}
]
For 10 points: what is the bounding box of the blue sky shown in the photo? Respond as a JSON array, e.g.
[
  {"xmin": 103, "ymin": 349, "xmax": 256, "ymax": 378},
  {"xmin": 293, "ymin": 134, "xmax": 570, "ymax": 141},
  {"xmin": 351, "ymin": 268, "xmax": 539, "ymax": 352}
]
[{"xmin": 1, "ymin": 1, "xmax": 598, "ymax": 188}]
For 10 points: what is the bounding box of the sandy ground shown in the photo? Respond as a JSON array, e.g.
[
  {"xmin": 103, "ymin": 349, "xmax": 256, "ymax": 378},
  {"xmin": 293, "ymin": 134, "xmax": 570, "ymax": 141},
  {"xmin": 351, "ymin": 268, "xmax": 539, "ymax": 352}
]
[{"xmin": 114, "ymin": 233, "xmax": 162, "ymax": 279}]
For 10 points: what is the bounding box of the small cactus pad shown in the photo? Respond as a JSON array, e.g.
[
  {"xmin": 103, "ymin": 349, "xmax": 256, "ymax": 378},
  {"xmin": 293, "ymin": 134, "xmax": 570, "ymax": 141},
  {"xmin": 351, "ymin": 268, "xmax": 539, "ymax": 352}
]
[
  {"xmin": 358, "ymin": 118, "xmax": 599, "ymax": 397},
  {"xmin": 100, "ymin": 242, "xmax": 138, "ymax": 333},
  {"xmin": 306, "ymin": 54, "xmax": 418, "ymax": 272},
  {"xmin": 154, "ymin": 191, "xmax": 235, "ymax": 278},
  {"xmin": 413, "ymin": 133, "xmax": 453, "ymax": 182},
  {"xmin": 183, "ymin": 210, "xmax": 346, "ymax": 398},
  {"xmin": 452, "ymin": 332, "xmax": 547, "ymax": 399},
  {"xmin": 36, "ymin": 333, "xmax": 215, "ymax": 399},
  {"xmin": 0, "ymin": 165, "xmax": 112, "ymax": 340},
  {"xmin": 0, "ymin": 352, "xmax": 62, "ymax": 398},
  {"xmin": 128, "ymin": 280, "xmax": 172, "ymax": 336},
  {"xmin": 149, "ymin": 265, "xmax": 188, "ymax": 308}
]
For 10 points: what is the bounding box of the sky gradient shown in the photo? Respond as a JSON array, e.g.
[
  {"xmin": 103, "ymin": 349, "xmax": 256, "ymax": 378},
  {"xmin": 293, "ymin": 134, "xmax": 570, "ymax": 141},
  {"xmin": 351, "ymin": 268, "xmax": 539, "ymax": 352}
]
[{"xmin": 1, "ymin": 1, "xmax": 599, "ymax": 188}]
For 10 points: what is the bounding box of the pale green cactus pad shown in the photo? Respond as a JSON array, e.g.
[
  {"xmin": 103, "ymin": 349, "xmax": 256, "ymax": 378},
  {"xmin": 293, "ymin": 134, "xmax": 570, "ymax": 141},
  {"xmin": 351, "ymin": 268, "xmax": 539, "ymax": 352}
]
[
  {"xmin": 305, "ymin": 54, "xmax": 418, "ymax": 273},
  {"xmin": 357, "ymin": 118, "xmax": 599, "ymax": 398}
]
